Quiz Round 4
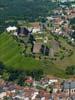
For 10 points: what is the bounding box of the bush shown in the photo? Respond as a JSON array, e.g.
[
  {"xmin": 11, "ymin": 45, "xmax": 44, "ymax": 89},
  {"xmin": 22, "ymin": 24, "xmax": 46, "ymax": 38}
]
[{"xmin": 65, "ymin": 65, "xmax": 75, "ymax": 75}]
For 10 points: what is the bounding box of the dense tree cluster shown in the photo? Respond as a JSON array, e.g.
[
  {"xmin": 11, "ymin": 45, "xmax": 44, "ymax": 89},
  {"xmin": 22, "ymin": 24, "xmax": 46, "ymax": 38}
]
[
  {"xmin": 0, "ymin": 0, "xmax": 58, "ymax": 32},
  {"xmin": 0, "ymin": 61, "xmax": 43, "ymax": 86}
]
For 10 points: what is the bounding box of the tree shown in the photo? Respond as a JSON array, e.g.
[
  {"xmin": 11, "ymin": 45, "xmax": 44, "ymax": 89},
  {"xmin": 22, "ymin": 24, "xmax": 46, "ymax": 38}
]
[
  {"xmin": 31, "ymin": 69, "xmax": 43, "ymax": 80},
  {"xmin": 2, "ymin": 70, "xmax": 10, "ymax": 81},
  {"xmin": 65, "ymin": 65, "xmax": 75, "ymax": 75},
  {"xmin": 28, "ymin": 34, "xmax": 35, "ymax": 45},
  {"xmin": 0, "ymin": 62, "xmax": 4, "ymax": 70},
  {"xmin": 0, "ymin": 62, "xmax": 5, "ymax": 74},
  {"xmin": 3, "ymin": 96, "xmax": 12, "ymax": 100},
  {"xmin": 40, "ymin": 45, "xmax": 49, "ymax": 56},
  {"xmin": 17, "ymin": 71, "xmax": 27, "ymax": 86},
  {"xmin": 70, "ymin": 18, "xmax": 75, "ymax": 25},
  {"xmin": 71, "ymin": 31, "xmax": 75, "ymax": 39},
  {"xmin": 8, "ymin": 70, "xmax": 21, "ymax": 81}
]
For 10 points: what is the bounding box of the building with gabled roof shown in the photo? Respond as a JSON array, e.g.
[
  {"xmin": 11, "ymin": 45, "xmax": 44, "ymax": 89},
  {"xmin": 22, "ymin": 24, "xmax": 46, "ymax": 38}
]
[{"xmin": 61, "ymin": 81, "xmax": 75, "ymax": 96}]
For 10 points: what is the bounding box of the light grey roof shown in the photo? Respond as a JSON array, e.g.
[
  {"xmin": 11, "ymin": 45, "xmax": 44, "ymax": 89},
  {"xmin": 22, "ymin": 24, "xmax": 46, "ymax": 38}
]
[
  {"xmin": 63, "ymin": 82, "xmax": 75, "ymax": 89},
  {"xmin": 71, "ymin": 96, "xmax": 75, "ymax": 100}
]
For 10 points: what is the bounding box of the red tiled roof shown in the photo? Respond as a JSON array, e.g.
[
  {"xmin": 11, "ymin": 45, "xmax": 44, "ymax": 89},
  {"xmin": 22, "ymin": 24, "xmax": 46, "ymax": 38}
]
[{"xmin": 25, "ymin": 79, "xmax": 33, "ymax": 83}]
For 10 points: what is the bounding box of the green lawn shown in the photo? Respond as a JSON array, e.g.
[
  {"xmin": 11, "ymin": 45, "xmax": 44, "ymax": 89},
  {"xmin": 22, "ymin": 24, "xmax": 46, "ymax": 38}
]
[
  {"xmin": 0, "ymin": 32, "xmax": 75, "ymax": 78},
  {"xmin": 53, "ymin": 36, "xmax": 75, "ymax": 69},
  {"xmin": 0, "ymin": 33, "xmax": 41, "ymax": 70}
]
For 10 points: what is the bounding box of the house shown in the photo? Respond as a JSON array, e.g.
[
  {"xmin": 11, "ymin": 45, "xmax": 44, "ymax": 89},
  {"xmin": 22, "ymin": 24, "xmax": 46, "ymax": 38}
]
[
  {"xmin": 25, "ymin": 77, "xmax": 33, "ymax": 84},
  {"xmin": 49, "ymin": 40, "xmax": 60, "ymax": 58},
  {"xmin": 50, "ymin": 40, "xmax": 59, "ymax": 51},
  {"xmin": 6, "ymin": 26, "xmax": 17, "ymax": 33},
  {"xmin": 53, "ymin": 17, "xmax": 64, "ymax": 26},
  {"xmin": 31, "ymin": 92, "xmax": 39, "ymax": 100},
  {"xmin": 30, "ymin": 22, "xmax": 41, "ymax": 33},
  {"xmin": 0, "ymin": 87, "xmax": 5, "ymax": 99},
  {"xmin": 55, "ymin": 28, "xmax": 62, "ymax": 35},
  {"xmin": 71, "ymin": 4, "xmax": 75, "ymax": 8},
  {"xmin": 0, "ymin": 92, "xmax": 6, "ymax": 99},
  {"xmin": 17, "ymin": 27, "xmax": 30, "ymax": 37},
  {"xmin": 59, "ymin": 0, "xmax": 75, "ymax": 3},
  {"xmin": 49, "ymin": 48, "xmax": 54, "ymax": 58},
  {"xmin": 61, "ymin": 81, "xmax": 75, "ymax": 96},
  {"xmin": 33, "ymin": 43, "xmax": 42, "ymax": 54}
]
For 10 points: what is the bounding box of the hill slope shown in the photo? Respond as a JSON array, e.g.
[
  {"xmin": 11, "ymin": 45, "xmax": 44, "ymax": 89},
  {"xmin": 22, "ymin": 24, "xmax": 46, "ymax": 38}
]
[
  {"xmin": 0, "ymin": 33, "xmax": 66, "ymax": 77},
  {"xmin": 0, "ymin": 32, "xmax": 75, "ymax": 78},
  {"xmin": 0, "ymin": 33, "xmax": 41, "ymax": 70}
]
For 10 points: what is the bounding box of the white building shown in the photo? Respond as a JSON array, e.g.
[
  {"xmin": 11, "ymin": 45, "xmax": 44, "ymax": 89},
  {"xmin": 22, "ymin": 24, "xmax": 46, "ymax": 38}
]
[
  {"xmin": 0, "ymin": 92, "xmax": 6, "ymax": 99},
  {"xmin": 6, "ymin": 26, "xmax": 17, "ymax": 33},
  {"xmin": 32, "ymin": 28, "xmax": 41, "ymax": 33}
]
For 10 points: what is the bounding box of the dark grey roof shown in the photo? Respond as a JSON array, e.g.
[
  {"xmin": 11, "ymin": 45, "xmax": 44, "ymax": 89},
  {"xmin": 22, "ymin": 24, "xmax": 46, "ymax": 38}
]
[
  {"xmin": 63, "ymin": 82, "xmax": 75, "ymax": 89},
  {"xmin": 0, "ymin": 87, "xmax": 4, "ymax": 93}
]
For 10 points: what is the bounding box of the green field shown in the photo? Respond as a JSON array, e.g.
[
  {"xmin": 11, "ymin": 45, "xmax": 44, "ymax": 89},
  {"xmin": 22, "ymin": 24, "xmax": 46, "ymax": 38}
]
[
  {"xmin": 0, "ymin": 33, "xmax": 75, "ymax": 78},
  {"xmin": 0, "ymin": 33, "xmax": 41, "ymax": 70}
]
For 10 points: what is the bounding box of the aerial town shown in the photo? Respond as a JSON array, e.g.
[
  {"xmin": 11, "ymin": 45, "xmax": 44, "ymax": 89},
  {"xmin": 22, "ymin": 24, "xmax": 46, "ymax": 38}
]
[
  {"xmin": 1, "ymin": 75, "xmax": 75, "ymax": 99},
  {"xmin": 0, "ymin": 0, "xmax": 75, "ymax": 100}
]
